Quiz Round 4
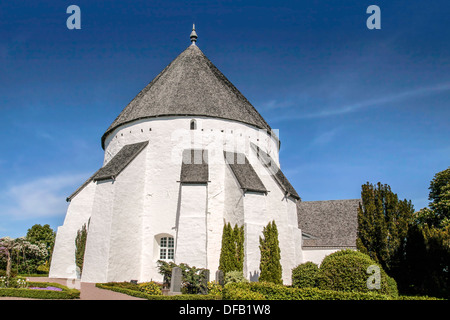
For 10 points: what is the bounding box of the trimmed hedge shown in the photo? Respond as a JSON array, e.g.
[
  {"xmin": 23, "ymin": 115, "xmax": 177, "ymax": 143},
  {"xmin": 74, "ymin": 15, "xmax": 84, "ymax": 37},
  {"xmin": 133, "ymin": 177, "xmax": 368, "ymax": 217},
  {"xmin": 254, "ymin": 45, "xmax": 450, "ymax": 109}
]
[
  {"xmin": 291, "ymin": 262, "xmax": 319, "ymax": 288},
  {"xmin": 316, "ymin": 249, "xmax": 398, "ymax": 297},
  {"xmin": 0, "ymin": 282, "xmax": 80, "ymax": 299},
  {"xmin": 96, "ymin": 283, "xmax": 221, "ymax": 300},
  {"xmin": 97, "ymin": 281, "xmax": 441, "ymax": 300},
  {"xmin": 223, "ymin": 282, "xmax": 391, "ymax": 300}
]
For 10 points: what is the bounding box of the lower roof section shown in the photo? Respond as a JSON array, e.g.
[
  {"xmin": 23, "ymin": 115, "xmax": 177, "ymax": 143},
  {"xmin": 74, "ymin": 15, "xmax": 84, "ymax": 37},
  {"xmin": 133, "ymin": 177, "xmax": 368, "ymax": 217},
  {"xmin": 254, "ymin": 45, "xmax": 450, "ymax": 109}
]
[
  {"xmin": 224, "ymin": 151, "xmax": 267, "ymax": 194},
  {"xmin": 297, "ymin": 199, "xmax": 361, "ymax": 248},
  {"xmin": 180, "ymin": 149, "xmax": 209, "ymax": 183},
  {"xmin": 250, "ymin": 142, "xmax": 300, "ymax": 200},
  {"xmin": 66, "ymin": 141, "xmax": 149, "ymax": 201}
]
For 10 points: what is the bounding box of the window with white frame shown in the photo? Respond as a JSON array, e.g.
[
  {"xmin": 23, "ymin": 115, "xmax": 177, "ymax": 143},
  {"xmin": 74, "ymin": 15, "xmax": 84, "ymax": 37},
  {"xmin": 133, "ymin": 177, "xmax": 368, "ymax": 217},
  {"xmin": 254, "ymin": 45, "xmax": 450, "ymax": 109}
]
[{"xmin": 159, "ymin": 236, "xmax": 174, "ymax": 260}]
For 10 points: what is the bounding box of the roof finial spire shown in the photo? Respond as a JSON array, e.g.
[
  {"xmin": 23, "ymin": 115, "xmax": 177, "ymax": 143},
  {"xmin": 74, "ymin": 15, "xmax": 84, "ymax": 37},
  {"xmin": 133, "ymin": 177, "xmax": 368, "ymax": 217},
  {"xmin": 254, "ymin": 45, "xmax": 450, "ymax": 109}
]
[{"xmin": 190, "ymin": 24, "xmax": 198, "ymax": 45}]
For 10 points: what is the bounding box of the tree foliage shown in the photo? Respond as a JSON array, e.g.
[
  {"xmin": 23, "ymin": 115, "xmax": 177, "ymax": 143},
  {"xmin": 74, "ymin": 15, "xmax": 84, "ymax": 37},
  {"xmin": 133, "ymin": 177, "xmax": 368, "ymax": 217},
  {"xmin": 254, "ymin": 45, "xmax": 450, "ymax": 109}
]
[
  {"xmin": 219, "ymin": 222, "xmax": 244, "ymax": 274},
  {"xmin": 156, "ymin": 260, "xmax": 206, "ymax": 294},
  {"xmin": 357, "ymin": 170, "xmax": 450, "ymax": 298},
  {"xmin": 259, "ymin": 220, "xmax": 282, "ymax": 284},
  {"xmin": 0, "ymin": 236, "xmax": 48, "ymax": 275},
  {"xmin": 75, "ymin": 224, "xmax": 88, "ymax": 275},
  {"xmin": 356, "ymin": 182, "xmax": 414, "ymax": 273},
  {"xmin": 402, "ymin": 167, "xmax": 450, "ymax": 298},
  {"xmin": 26, "ymin": 224, "xmax": 55, "ymax": 253},
  {"xmin": 415, "ymin": 167, "xmax": 450, "ymax": 228}
]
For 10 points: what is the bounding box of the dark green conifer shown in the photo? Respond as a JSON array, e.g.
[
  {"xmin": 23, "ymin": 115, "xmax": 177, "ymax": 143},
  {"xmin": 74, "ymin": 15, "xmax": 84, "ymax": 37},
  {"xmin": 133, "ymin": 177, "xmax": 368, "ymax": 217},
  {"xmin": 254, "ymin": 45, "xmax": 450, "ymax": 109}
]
[{"xmin": 259, "ymin": 220, "xmax": 282, "ymax": 284}]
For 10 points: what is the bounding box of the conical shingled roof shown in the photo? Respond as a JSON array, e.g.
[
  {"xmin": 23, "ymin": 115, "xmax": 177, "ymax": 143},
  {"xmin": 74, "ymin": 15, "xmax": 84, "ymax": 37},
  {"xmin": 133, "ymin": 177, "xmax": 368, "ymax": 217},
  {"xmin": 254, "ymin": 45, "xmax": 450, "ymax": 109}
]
[{"xmin": 101, "ymin": 44, "xmax": 272, "ymax": 148}]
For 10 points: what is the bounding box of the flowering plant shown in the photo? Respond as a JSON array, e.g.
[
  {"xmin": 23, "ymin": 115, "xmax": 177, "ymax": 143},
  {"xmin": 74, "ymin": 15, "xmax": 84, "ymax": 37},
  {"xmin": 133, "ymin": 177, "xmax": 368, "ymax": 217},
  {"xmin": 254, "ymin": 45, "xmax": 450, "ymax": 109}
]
[
  {"xmin": 138, "ymin": 281, "xmax": 162, "ymax": 295},
  {"xmin": 0, "ymin": 276, "xmax": 28, "ymax": 288}
]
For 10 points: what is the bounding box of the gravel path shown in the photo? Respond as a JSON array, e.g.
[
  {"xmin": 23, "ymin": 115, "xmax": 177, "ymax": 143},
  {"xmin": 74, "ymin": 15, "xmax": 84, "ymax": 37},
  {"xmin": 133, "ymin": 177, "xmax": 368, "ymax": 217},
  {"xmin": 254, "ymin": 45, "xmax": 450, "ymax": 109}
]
[{"xmin": 0, "ymin": 277, "xmax": 145, "ymax": 300}]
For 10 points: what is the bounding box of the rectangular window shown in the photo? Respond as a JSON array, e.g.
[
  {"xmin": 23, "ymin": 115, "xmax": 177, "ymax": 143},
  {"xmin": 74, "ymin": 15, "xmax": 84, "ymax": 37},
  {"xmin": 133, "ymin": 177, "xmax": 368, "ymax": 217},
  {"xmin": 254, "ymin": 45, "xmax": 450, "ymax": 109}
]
[
  {"xmin": 168, "ymin": 248, "xmax": 174, "ymax": 260},
  {"xmin": 159, "ymin": 236, "xmax": 174, "ymax": 260},
  {"xmin": 160, "ymin": 248, "xmax": 166, "ymax": 260}
]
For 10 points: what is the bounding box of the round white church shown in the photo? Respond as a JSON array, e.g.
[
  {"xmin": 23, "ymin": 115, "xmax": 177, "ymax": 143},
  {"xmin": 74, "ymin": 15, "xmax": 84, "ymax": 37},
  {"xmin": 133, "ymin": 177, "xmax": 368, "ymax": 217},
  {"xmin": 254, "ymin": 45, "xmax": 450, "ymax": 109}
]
[{"xmin": 49, "ymin": 27, "xmax": 360, "ymax": 285}]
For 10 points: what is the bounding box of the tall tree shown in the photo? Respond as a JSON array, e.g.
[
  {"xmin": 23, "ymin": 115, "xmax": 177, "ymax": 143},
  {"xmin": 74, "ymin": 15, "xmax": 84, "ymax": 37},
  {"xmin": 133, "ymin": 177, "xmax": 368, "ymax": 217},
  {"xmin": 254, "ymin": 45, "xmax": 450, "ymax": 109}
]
[
  {"xmin": 219, "ymin": 222, "xmax": 233, "ymax": 273},
  {"xmin": 259, "ymin": 220, "xmax": 282, "ymax": 284},
  {"xmin": 416, "ymin": 167, "xmax": 450, "ymax": 228},
  {"xmin": 404, "ymin": 167, "xmax": 450, "ymax": 298},
  {"xmin": 357, "ymin": 182, "xmax": 414, "ymax": 273},
  {"xmin": 26, "ymin": 224, "xmax": 56, "ymax": 257},
  {"xmin": 233, "ymin": 224, "xmax": 244, "ymax": 272},
  {"xmin": 219, "ymin": 222, "xmax": 244, "ymax": 274}
]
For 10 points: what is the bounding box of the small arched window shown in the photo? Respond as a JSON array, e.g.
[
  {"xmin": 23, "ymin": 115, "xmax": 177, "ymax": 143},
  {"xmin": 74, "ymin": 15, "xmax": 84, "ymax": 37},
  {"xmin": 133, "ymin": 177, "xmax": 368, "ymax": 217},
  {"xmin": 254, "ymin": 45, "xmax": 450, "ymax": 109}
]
[{"xmin": 190, "ymin": 119, "xmax": 197, "ymax": 130}]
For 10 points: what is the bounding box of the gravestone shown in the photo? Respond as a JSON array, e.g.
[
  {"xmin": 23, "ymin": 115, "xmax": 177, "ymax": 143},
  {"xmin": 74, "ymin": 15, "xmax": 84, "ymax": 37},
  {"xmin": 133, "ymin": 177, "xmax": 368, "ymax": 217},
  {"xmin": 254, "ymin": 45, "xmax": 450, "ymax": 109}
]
[
  {"xmin": 215, "ymin": 270, "xmax": 224, "ymax": 286},
  {"xmin": 169, "ymin": 267, "xmax": 182, "ymax": 295},
  {"xmin": 200, "ymin": 269, "xmax": 210, "ymax": 294}
]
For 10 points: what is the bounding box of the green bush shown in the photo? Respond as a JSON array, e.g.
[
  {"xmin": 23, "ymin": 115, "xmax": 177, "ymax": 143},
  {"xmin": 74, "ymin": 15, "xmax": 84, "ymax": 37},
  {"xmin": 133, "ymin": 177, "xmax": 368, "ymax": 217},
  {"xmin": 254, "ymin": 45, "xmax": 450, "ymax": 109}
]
[
  {"xmin": 222, "ymin": 281, "xmax": 391, "ymax": 300},
  {"xmin": 224, "ymin": 270, "xmax": 248, "ymax": 284},
  {"xmin": 0, "ymin": 269, "xmax": 17, "ymax": 278},
  {"xmin": 97, "ymin": 281, "xmax": 140, "ymax": 291},
  {"xmin": 207, "ymin": 281, "xmax": 223, "ymax": 295},
  {"xmin": 36, "ymin": 261, "xmax": 50, "ymax": 274},
  {"xmin": 75, "ymin": 224, "xmax": 87, "ymax": 275},
  {"xmin": 138, "ymin": 281, "xmax": 162, "ymax": 295},
  {"xmin": 316, "ymin": 249, "xmax": 398, "ymax": 297},
  {"xmin": 0, "ymin": 276, "xmax": 27, "ymax": 288},
  {"xmin": 156, "ymin": 260, "xmax": 207, "ymax": 294},
  {"xmin": 96, "ymin": 283, "xmax": 221, "ymax": 300},
  {"xmin": 291, "ymin": 262, "xmax": 319, "ymax": 288},
  {"xmin": 222, "ymin": 283, "xmax": 266, "ymax": 300}
]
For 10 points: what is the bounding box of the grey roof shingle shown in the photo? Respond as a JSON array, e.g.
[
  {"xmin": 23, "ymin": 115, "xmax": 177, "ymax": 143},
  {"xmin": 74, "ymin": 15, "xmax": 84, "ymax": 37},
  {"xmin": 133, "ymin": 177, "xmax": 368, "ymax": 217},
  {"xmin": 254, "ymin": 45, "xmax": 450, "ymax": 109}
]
[
  {"xmin": 66, "ymin": 141, "xmax": 149, "ymax": 201},
  {"xmin": 250, "ymin": 143, "xmax": 300, "ymax": 200},
  {"xmin": 224, "ymin": 151, "xmax": 267, "ymax": 194},
  {"xmin": 101, "ymin": 44, "xmax": 272, "ymax": 149},
  {"xmin": 297, "ymin": 199, "xmax": 361, "ymax": 248},
  {"xmin": 93, "ymin": 141, "xmax": 149, "ymax": 181},
  {"xmin": 180, "ymin": 149, "xmax": 209, "ymax": 183}
]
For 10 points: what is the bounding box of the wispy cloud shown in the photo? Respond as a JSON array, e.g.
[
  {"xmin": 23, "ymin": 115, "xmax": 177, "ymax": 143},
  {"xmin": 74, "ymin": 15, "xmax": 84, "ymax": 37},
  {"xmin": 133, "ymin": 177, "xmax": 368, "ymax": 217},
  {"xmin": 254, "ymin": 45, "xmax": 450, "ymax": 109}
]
[
  {"xmin": 271, "ymin": 82, "xmax": 450, "ymax": 121},
  {"xmin": 0, "ymin": 173, "xmax": 87, "ymax": 220},
  {"xmin": 311, "ymin": 127, "xmax": 342, "ymax": 146}
]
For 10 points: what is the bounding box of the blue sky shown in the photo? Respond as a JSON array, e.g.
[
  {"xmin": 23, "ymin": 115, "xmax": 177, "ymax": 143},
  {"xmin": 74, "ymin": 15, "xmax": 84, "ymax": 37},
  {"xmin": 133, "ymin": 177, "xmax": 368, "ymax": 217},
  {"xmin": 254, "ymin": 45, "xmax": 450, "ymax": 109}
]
[{"xmin": 0, "ymin": 1, "xmax": 449, "ymax": 238}]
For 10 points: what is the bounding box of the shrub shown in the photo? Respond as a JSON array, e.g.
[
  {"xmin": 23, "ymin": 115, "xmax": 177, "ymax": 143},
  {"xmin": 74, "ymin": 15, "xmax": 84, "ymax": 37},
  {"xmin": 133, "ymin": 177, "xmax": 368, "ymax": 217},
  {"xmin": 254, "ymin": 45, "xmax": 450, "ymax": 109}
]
[
  {"xmin": 222, "ymin": 283, "xmax": 266, "ymax": 300},
  {"xmin": 96, "ymin": 283, "xmax": 221, "ymax": 300},
  {"xmin": 291, "ymin": 262, "xmax": 319, "ymax": 288},
  {"xmin": 75, "ymin": 224, "xmax": 87, "ymax": 275},
  {"xmin": 224, "ymin": 270, "xmax": 248, "ymax": 284},
  {"xmin": 36, "ymin": 261, "xmax": 50, "ymax": 274},
  {"xmin": 222, "ymin": 281, "xmax": 391, "ymax": 300},
  {"xmin": 156, "ymin": 260, "xmax": 207, "ymax": 294},
  {"xmin": 99, "ymin": 281, "xmax": 140, "ymax": 291},
  {"xmin": 0, "ymin": 276, "xmax": 28, "ymax": 288},
  {"xmin": 0, "ymin": 281, "xmax": 80, "ymax": 299},
  {"xmin": 207, "ymin": 281, "xmax": 223, "ymax": 295},
  {"xmin": 316, "ymin": 249, "xmax": 398, "ymax": 297},
  {"xmin": 138, "ymin": 281, "xmax": 162, "ymax": 295}
]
